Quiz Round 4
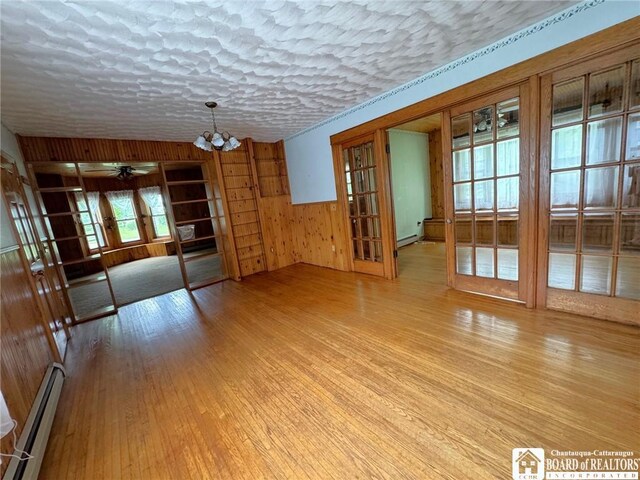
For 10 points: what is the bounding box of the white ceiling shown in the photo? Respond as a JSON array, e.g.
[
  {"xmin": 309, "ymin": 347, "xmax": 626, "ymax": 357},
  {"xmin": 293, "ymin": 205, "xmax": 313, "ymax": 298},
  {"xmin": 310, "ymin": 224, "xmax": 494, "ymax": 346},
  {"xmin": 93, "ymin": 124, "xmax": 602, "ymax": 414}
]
[{"xmin": 1, "ymin": 1, "xmax": 575, "ymax": 143}]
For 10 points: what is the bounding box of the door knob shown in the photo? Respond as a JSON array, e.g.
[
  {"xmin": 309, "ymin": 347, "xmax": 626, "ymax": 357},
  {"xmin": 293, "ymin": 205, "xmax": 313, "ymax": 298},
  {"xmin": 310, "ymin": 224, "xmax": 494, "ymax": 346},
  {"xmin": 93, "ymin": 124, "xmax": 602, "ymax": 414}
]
[{"xmin": 446, "ymin": 218, "xmax": 452, "ymax": 224}]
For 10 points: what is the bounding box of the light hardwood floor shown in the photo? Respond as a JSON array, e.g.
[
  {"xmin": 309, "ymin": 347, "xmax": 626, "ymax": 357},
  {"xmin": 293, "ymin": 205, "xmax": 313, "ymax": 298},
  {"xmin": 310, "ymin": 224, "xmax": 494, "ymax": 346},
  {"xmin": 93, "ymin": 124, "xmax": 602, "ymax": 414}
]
[{"xmin": 41, "ymin": 243, "xmax": 639, "ymax": 479}]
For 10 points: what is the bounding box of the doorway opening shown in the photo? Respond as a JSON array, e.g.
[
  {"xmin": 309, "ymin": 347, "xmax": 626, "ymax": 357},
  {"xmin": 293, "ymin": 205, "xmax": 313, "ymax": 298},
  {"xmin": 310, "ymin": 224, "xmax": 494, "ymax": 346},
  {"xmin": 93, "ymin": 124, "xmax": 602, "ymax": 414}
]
[{"xmin": 387, "ymin": 113, "xmax": 446, "ymax": 284}]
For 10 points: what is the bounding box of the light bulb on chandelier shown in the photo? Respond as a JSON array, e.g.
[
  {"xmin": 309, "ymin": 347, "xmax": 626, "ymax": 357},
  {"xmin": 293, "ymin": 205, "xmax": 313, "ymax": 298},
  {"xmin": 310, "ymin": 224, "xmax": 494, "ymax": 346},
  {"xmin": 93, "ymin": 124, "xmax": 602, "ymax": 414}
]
[{"xmin": 194, "ymin": 101, "xmax": 241, "ymax": 152}]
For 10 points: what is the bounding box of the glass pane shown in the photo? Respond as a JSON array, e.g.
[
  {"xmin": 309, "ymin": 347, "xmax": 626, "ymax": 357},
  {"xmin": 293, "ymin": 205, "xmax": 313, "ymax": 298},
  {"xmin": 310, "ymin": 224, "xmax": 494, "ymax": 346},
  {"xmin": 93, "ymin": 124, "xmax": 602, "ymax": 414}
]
[
  {"xmin": 68, "ymin": 277, "xmax": 114, "ymax": 319},
  {"xmin": 551, "ymin": 125, "xmax": 582, "ymax": 170},
  {"xmin": 455, "ymin": 217, "xmax": 472, "ymax": 244},
  {"xmin": 553, "ymin": 77, "xmax": 584, "ymax": 126},
  {"xmin": 631, "ymin": 60, "xmax": 640, "ymax": 109},
  {"xmin": 373, "ymin": 241, "xmax": 383, "ymax": 262},
  {"xmin": 367, "ymin": 168, "xmax": 377, "ymax": 191},
  {"xmin": 620, "ymin": 213, "xmax": 640, "ymax": 255},
  {"xmin": 452, "ymin": 113, "xmax": 471, "ymax": 148},
  {"xmin": 582, "ymin": 213, "xmax": 614, "ymax": 253},
  {"xmin": 152, "ymin": 216, "xmax": 170, "ymax": 238},
  {"xmin": 362, "ymin": 240, "xmax": 371, "ymax": 260},
  {"xmin": 473, "ymin": 144, "xmax": 494, "ymax": 179},
  {"xmin": 497, "ymin": 98, "xmax": 519, "ymax": 139},
  {"xmin": 497, "ymin": 248, "xmax": 518, "ymax": 281},
  {"xmin": 586, "ymin": 117, "xmax": 622, "ymax": 165},
  {"xmin": 474, "ymin": 217, "xmax": 494, "ymax": 246},
  {"xmin": 588, "ymin": 66, "xmax": 625, "ymax": 118},
  {"xmin": 353, "ymin": 240, "xmax": 361, "ymax": 260},
  {"xmin": 343, "ymin": 149, "xmax": 350, "ymax": 172},
  {"xmin": 454, "ymin": 183, "xmax": 472, "ymax": 211},
  {"xmin": 118, "ymin": 220, "xmax": 140, "ymax": 242},
  {"xmin": 616, "ymin": 256, "xmax": 640, "ymax": 300},
  {"xmin": 496, "ymin": 138, "xmax": 519, "ymax": 176},
  {"xmin": 548, "ymin": 253, "xmax": 576, "ymax": 290},
  {"xmin": 622, "ymin": 164, "xmax": 640, "ymax": 208},
  {"xmin": 357, "ymin": 195, "xmax": 367, "ymax": 216},
  {"xmin": 371, "ymin": 217, "xmax": 381, "ymax": 239},
  {"xmin": 363, "ymin": 143, "xmax": 375, "ymax": 166},
  {"xmin": 579, "ymin": 255, "xmax": 612, "ymax": 295},
  {"xmin": 350, "ymin": 218, "xmax": 357, "ymax": 238},
  {"xmin": 475, "ymin": 247, "xmax": 494, "ymax": 278},
  {"xmin": 185, "ymin": 253, "xmax": 224, "ymax": 286},
  {"xmin": 360, "ymin": 218, "xmax": 369, "ymax": 238},
  {"xmin": 473, "ymin": 106, "xmax": 493, "ymax": 144},
  {"xmin": 353, "ymin": 170, "xmax": 367, "ymax": 193},
  {"xmin": 497, "ymin": 215, "xmax": 518, "ymax": 246},
  {"xmin": 626, "ymin": 113, "xmax": 640, "ymax": 161},
  {"xmin": 453, "ymin": 149, "xmax": 471, "ymax": 182},
  {"xmin": 352, "ymin": 146, "xmax": 363, "ymax": 169},
  {"xmin": 369, "ymin": 194, "xmax": 379, "ymax": 216},
  {"xmin": 550, "ymin": 170, "xmax": 580, "ymax": 209},
  {"xmin": 497, "ymin": 177, "xmax": 519, "ymax": 211},
  {"xmin": 474, "ymin": 180, "xmax": 494, "ymax": 211},
  {"xmin": 549, "ymin": 214, "xmax": 577, "ymax": 251},
  {"xmin": 456, "ymin": 246, "xmax": 473, "ymax": 275},
  {"xmin": 584, "ymin": 166, "xmax": 618, "ymax": 209}
]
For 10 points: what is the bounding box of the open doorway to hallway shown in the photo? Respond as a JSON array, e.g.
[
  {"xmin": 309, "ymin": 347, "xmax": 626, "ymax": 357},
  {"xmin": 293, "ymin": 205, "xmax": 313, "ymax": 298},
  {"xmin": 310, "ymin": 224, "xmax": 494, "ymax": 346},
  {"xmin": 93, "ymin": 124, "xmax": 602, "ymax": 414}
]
[{"xmin": 387, "ymin": 113, "xmax": 446, "ymax": 283}]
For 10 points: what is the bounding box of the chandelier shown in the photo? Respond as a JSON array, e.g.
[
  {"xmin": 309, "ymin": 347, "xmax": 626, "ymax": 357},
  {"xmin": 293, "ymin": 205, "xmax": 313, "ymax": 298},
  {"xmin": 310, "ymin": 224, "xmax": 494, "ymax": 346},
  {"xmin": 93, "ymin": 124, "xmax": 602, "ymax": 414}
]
[{"xmin": 193, "ymin": 101, "xmax": 241, "ymax": 152}]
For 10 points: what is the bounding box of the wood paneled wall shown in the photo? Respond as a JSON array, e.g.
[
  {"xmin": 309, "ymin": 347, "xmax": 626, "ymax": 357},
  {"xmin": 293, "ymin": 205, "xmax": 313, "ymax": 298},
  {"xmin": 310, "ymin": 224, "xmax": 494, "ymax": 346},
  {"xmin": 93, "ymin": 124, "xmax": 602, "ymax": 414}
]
[
  {"xmin": 424, "ymin": 129, "xmax": 446, "ymax": 241},
  {"xmin": 0, "ymin": 247, "xmax": 54, "ymax": 474}
]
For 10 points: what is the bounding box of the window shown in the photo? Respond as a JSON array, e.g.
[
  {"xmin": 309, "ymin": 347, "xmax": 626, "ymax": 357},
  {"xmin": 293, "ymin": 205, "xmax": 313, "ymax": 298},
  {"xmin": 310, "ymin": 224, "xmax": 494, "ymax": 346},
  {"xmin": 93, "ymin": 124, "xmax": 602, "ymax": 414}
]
[
  {"xmin": 105, "ymin": 190, "xmax": 141, "ymax": 243},
  {"xmin": 74, "ymin": 192, "xmax": 106, "ymax": 250},
  {"xmin": 139, "ymin": 186, "xmax": 170, "ymax": 238}
]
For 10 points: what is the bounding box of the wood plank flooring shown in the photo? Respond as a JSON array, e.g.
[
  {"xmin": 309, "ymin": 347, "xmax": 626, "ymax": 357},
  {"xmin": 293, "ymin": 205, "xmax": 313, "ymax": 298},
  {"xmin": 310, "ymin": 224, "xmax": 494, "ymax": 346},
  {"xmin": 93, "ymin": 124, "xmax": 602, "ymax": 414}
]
[{"xmin": 40, "ymin": 243, "xmax": 639, "ymax": 479}]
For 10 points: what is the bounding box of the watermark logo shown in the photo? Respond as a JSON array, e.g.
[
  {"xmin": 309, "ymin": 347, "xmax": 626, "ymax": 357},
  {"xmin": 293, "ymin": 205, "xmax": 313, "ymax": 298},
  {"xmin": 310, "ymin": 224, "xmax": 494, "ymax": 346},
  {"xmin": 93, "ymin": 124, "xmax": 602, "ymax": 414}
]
[{"xmin": 513, "ymin": 448, "xmax": 545, "ymax": 480}]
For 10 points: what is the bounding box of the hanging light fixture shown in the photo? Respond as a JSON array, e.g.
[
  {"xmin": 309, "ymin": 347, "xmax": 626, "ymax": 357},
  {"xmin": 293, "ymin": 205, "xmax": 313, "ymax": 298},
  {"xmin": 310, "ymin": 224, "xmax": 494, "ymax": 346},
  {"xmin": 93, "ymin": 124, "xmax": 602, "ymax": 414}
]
[{"xmin": 193, "ymin": 101, "xmax": 241, "ymax": 152}]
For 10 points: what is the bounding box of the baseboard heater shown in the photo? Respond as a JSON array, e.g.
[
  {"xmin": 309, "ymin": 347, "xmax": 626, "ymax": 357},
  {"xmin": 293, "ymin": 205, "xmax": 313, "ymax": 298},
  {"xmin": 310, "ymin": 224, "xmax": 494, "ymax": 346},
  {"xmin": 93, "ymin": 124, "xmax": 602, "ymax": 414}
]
[
  {"xmin": 397, "ymin": 234, "xmax": 419, "ymax": 248},
  {"xmin": 3, "ymin": 363, "xmax": 65, "ymax": 480}
]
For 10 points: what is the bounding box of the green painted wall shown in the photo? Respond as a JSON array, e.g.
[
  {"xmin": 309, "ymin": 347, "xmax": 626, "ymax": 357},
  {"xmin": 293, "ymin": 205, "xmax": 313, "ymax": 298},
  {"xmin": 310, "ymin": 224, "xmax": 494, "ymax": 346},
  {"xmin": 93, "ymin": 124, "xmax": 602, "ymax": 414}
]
[{"xmin": 388, "ymin": 129, "xmax": 431, "ymax": 242}]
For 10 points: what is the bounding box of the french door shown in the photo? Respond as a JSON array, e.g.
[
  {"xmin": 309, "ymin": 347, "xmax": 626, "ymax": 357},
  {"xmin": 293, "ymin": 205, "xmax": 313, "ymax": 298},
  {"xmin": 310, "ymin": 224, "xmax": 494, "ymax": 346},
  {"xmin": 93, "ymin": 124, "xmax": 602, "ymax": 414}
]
[
  {"xmin": 443, "ymin": 84, "xmax": 533, "ymax": 303},
  {"xmin": 538, "ymin": 45, "xmax": 640, "ymax": 323},
  {"xmin": 339, "ymin": 133, "xmax": 395, "ymax": 277}
]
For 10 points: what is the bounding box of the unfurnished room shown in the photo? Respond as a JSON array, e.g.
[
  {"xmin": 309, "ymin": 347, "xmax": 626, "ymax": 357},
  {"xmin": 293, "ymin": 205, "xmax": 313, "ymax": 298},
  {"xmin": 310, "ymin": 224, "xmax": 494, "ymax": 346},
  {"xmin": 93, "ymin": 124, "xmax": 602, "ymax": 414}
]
[{"xmin": 0, "ymin": 1, "xmax": 638, "ymax": 479}]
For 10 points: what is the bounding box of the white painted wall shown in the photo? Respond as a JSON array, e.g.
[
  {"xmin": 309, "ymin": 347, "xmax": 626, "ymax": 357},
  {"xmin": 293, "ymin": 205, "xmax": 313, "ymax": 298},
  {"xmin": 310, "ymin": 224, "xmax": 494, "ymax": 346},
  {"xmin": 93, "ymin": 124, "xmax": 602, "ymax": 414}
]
[
  {"xmin": 285, "ymin": 1, "xmax": 639, "ymax": 204},
  {"xmin": 388, "ymin": 130, "xmax": 431, "ymax": 242}
]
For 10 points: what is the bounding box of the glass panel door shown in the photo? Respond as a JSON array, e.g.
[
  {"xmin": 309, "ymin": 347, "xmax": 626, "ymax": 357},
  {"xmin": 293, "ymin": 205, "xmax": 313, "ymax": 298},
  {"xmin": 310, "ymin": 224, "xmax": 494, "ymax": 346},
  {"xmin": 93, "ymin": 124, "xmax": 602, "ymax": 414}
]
[
  {"xmin": 342, "ymin": 135, "xmax": 385, "ymax": 276},
  {"xmin": 161, "ymin": 162, "xmax": 228, "ymax": 289},
  {"xmin": 27, "ymin": 162, "xmax": 117, "ymax": 321},
  {"xmin": 445, "ymin": 85, "xmax": 529, "ymax": 301},
  {"xmin": 543, "ymin": 52, "xmax": 640, "ymax": 316}
]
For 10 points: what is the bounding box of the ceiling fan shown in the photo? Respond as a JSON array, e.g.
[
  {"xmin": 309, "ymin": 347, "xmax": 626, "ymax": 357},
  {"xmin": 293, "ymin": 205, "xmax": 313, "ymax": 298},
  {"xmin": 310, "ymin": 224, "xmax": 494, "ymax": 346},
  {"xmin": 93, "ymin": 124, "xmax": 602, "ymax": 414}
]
[{"xmin": 81, "ymin": 165, "xmax": 150, "ymax": 180}]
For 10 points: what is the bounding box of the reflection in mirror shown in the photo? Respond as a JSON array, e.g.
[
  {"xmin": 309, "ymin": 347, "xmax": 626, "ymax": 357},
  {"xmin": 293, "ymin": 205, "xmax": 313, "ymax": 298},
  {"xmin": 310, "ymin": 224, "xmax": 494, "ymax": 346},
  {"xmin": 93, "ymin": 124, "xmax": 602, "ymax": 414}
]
[
  {"xmin": 473, "ymin": 144, "xmax": 493, "ymax": 179},
  {"xmin": 455, "ymin": 217, "xmax": 472, "ymax": 244},
  {"xmin": 454, "ymin": 183, "xmax": 472, "ymax": 211},
  {"xmin": 631, "ymin": 60, "xmax": 640, "ymax": 109},
  {"xmin": 582, "ymin": 213, "xmax": 614, "ymax": 253},
  {"xmin": 626, "ymin": 114, "xmax": 640, "ymax": 161},
  {"xmin": 550, "ymin": 170, "xmax": 580, "ymax": 210},
  {"xmin": 584, "ymin": 166, "xmax": 618, "ymax": 209},
  {"xmin": 588, "ymin": 66, "xmax": 625, "ymax": 118},
  {"xmin": 496, "ymin": 138, "xmax": 519, "ymax": 176},
  {"xmin": 474, "ymin": 216, "xmax": 493, "ymax": 245},
  {"xmin": 553, "ymin": 78, "xmax": 584, "ymax": 126},
  {"xmin": 497, "ymin": 177, "xmax": 518, "ymax": 211},
  {"xmin": 474, "ymin": 179, "xmax": 494, "ymax": 211},
  {"xmin": 453, "ymin": 149, "xmax": 471, "ymax": 182},
  {"xmin": 620, "ymin": 213, "xmax": 640, "ymax": 255},
  {"xmin": 622, "ymin": 164, "xmax": 640, "ymax": 208},
  {"xmin": 497, "ymin": 215, "xmax": 518, "ymax": 247}
]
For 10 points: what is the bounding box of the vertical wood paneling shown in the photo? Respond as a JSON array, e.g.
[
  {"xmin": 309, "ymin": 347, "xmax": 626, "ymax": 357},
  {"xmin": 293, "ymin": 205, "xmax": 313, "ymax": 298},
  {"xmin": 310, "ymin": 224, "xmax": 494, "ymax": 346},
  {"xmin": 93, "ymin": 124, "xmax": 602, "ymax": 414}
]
[{"xmin": 0, "ymin": 248, "xmax": 54, "ymax": 474}]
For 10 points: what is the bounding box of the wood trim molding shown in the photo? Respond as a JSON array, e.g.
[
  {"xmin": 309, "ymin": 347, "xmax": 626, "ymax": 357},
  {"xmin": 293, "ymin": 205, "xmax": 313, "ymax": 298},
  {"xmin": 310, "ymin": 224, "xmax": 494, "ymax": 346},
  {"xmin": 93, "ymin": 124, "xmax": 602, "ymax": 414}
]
[{"xmin": 329, "ymin": 18, "xmax": 640, "ymax": 145}]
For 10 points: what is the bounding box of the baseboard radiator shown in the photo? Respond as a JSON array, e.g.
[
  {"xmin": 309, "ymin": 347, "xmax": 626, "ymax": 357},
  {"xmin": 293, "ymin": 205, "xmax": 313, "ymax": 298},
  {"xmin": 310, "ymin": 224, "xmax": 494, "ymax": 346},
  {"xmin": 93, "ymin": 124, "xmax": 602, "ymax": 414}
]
[
  {"xmin": 397, "ymin": 234, "xmax": 419, "ymax": 248},
  {"xmin": 3, "ymin": 363, "xmax": 65, "ymax": 480}
]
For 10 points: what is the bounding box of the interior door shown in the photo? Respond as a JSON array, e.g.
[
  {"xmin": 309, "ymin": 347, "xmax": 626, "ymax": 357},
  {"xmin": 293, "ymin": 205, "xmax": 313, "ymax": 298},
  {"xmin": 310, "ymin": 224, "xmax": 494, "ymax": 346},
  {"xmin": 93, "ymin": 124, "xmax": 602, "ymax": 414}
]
[
  {"xmin": 443, "ymin": 84, "xmax": 532, "ymax": 302},
  {"xmin": 340, "ymin": 134, "xmax": 388, "ymax": 276},
  {"xmin": 161, "ymin": 161, "xmax": 229, "ymax": 290},
  {"xmin": 1, "ymin": 160, "xmax": 71, "ymax": 359},
  {"xmin": 538, "ymin": 45, "xmax": 640, "ymax": 323},
  {"xmin": 27, "ymin": 162, "xmax": 118, "ymax": 322}
]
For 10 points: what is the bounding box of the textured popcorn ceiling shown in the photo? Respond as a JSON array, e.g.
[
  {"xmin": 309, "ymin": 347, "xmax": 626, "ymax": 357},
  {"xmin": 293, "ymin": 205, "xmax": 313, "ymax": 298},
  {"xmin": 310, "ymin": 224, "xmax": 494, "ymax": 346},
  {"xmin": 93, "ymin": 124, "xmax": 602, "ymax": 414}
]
[{"xmin": 0, "ymin": 1, "xmax": 575, "ymax": 142}]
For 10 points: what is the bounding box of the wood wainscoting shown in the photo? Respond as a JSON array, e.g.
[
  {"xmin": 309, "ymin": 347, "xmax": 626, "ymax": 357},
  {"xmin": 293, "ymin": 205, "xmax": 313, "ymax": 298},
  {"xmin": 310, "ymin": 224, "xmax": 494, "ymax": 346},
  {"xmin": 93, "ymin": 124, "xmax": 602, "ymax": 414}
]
[{"xmin": 0, "ymin": 246, "xmax": 56, "ymax": 475}]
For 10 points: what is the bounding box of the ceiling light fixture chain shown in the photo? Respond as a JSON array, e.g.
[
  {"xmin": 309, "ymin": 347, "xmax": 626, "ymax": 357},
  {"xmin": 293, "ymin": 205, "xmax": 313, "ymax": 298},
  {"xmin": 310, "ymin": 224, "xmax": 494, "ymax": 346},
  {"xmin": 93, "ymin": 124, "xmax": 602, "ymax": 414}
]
[{"xmin": 194, "ymin": 101, "xmax": 241, "ymax": 152}]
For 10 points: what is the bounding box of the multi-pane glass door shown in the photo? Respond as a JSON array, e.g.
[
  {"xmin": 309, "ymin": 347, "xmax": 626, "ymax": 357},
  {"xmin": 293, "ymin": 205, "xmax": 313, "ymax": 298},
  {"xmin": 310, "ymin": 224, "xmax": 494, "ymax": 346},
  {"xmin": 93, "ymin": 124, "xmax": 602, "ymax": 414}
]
[
  {"xmin": 541, "ymin": 48, "xmax": 640, "ymax": 318},
  {"xmin": 342, "ymin": 135, "xmax": 385, "ymax": 276},
  {"xmin": 445, "ymin": 85, "xmax": 530, "ymax": 301}
]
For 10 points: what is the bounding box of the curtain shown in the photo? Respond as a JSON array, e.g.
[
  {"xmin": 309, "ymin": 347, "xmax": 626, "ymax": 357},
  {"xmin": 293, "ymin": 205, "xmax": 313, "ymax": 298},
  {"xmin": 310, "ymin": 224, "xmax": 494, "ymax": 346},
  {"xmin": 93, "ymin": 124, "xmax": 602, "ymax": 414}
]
[
  {"xmin": 105, "ymin": 190, "xmax": 135, "ymax": 216},
  {"xmin": 138, "ymin": 186, "xmax": 164, "ymax": 214},
  {"xmin": 583, "ymin": 120, "xmax": 621, "ymax": 207}
]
